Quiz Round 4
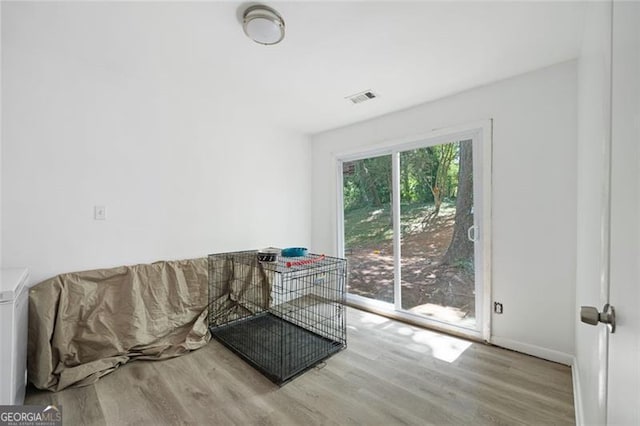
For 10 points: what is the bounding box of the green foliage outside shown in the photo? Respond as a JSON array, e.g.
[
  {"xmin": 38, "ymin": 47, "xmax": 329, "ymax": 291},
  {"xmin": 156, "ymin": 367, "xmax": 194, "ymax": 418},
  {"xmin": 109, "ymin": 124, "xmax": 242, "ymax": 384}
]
[
  {"xmin": 344, "ymin": 201, "xmax": 456, "ymax": 249},
  {"xmin": 342, "ymin": 143, "xmax": 461, "ymax": 213}
]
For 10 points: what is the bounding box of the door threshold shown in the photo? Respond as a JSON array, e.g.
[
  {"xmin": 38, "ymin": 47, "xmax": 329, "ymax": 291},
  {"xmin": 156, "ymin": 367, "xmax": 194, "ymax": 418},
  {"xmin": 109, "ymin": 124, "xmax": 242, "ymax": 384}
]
[{"xmin": 346, "ymin": 297, "xmax": 484, "ymax": 343}]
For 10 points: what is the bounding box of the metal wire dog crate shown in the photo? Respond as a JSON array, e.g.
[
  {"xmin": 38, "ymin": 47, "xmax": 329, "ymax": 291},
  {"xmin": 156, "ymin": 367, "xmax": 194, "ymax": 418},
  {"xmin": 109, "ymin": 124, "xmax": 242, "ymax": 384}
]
[{"xmin": 208, "ymin": 250, "xmax": 347, "ymax": 385}]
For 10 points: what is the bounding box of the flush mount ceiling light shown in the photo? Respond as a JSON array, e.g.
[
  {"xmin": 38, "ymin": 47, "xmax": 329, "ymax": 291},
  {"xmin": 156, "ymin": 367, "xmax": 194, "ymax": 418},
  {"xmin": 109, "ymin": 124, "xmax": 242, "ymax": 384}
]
[{"xmin": 243, "ymin": 4, "xmax": 285, "ymax": 46}]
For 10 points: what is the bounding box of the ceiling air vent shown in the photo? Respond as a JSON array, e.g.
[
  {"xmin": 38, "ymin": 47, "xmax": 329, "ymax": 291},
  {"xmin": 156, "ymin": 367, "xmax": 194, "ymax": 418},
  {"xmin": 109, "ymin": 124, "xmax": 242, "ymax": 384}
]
[{"xmin": 346, "ymin": 90, "xmax": 378, "ymax": 105}]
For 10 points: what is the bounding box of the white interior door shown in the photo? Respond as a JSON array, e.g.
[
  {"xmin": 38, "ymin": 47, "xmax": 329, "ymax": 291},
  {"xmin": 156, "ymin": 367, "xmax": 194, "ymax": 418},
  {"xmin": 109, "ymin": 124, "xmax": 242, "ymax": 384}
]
[
  {"xmin": 607, "ymin": 1, "xmax": 640, "ymax": 423},
  {"xmin": 578, "ymin": 1, "xmax": 640, "ymax": 423},
  {"xmin": 575, "ymin": 1, "xmax": 612, "ymax": 424}
]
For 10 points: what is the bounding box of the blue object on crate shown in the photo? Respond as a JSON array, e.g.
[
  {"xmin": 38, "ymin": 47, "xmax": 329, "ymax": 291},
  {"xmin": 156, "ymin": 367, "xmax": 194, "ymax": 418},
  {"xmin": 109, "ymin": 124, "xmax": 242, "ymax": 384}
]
[{"xmin": 281, "ymin": 247, "xmax": 308, "ymax": 257}]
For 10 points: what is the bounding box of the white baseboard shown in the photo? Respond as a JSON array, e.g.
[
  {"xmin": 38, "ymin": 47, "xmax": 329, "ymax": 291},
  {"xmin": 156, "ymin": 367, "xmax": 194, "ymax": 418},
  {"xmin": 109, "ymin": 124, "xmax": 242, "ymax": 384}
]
[
  {"xmin": 571, "ymin": 356, "xmax": 584, "ymax": 426},
  {"xmin": 490, "ymin": 336, "xmax": 573, "ymax": 365}
]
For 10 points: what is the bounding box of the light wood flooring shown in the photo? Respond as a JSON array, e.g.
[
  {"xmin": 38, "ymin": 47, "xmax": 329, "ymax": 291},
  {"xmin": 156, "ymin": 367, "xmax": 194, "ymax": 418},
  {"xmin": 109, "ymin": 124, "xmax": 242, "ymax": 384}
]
[{"xmin": 25, "ymin": 307, "xmax": 575, "ymax": 425}]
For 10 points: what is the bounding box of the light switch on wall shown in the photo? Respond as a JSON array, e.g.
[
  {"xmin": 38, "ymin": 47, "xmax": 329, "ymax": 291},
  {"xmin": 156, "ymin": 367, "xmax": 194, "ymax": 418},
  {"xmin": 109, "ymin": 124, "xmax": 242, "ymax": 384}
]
[{"xmin": 94, "ymin": 206, "xmax": 106, "ymax": 220}]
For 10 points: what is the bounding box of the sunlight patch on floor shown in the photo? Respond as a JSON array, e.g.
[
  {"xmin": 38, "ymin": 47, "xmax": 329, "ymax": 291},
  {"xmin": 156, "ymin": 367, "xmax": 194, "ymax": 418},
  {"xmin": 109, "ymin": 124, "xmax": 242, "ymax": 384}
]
[
  {"xmin": 397, "ymin": 326, "xmax": 413, "ymax": 336},
  {"xmin": 388, "ymin": 322, "xmax": 473, "ymax": 363},
  {"xmin": 358, "ymin": 311, "xmax": 391, "ymax": 325},
  {"xmin": 411, "ymin": 330, "xmax": 472, "ymax": 363},
  {"xmin": 351, "ymin": 308, "xmax": 473, "ymax": 362}
]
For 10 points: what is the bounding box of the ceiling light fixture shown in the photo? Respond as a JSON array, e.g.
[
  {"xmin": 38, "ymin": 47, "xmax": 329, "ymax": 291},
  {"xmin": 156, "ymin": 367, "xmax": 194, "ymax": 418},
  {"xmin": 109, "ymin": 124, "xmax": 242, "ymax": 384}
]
[{"xmin": 242, "ymin": 5, "xmax": 285, "ymax": 46}]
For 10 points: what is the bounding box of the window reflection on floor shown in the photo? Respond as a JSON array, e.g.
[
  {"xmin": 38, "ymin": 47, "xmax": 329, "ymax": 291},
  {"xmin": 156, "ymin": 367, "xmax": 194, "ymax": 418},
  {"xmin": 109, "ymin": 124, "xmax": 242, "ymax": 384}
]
[{"xmin": 348, "ymin": 308, "xmax": 472, "ymax": 363}]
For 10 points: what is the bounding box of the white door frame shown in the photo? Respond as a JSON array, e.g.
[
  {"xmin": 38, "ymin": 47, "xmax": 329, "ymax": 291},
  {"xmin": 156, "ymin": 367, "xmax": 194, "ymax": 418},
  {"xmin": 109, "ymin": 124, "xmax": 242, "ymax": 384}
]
[{"xmin": 335, "ymin": 120, "xmax": 492, "ymax": 341}]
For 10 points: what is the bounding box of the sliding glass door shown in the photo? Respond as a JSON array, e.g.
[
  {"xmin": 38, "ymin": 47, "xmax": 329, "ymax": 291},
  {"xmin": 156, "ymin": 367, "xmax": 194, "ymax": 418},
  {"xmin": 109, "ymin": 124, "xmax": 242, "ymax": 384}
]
[
  {"xmin": 342, "ymin": 155, "xmax": 394, "ymax": 304},
  {"xmin": 339, "ymin": 127, "xmax": 489, "ymax": 338},
  {"xmin": 399, "ymin": 140, "xmax": 477, "ymax": 329}
]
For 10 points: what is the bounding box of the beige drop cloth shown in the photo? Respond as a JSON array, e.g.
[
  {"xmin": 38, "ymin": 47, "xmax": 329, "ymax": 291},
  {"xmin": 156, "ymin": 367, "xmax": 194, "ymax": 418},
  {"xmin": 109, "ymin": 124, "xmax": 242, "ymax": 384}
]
[{"xmin": 28, "ymin": 258, "xmax": 210, "ymax": 391}]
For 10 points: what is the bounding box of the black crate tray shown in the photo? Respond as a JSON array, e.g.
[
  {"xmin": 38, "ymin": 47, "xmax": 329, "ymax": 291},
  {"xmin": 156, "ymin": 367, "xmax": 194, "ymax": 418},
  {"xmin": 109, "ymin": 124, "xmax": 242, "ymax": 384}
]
[{"xmin": 210, "ymin": 312, "xmax": 345, "ymax": 385}]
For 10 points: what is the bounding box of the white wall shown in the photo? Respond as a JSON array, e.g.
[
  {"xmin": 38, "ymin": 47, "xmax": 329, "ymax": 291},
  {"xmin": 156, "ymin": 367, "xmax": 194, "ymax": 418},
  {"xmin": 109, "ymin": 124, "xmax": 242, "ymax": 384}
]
[
  {"xmin": 1, "ymin": 6, "xmax": 311, "ymax": 285},
  {"xmin": 311, "ymin": 62, "xmax": 577, "ymax": 360},
  {"xmin": 574, "ymin": 2, "xmax": 612, "ymax": 424}
]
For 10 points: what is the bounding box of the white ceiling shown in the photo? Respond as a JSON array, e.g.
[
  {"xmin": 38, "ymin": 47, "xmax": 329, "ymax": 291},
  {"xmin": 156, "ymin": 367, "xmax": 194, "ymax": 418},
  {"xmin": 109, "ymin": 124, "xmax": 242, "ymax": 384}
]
[{"xmin": 3, "ymin": 1, "xmax": 586, "ymax": 134}]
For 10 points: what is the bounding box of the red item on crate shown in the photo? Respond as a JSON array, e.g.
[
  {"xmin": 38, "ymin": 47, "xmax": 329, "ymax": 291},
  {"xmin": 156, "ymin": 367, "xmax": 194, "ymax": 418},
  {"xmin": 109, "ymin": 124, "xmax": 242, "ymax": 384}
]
[{"xmin": 285, "ymin": 255, "xmax": 326, "ymax": 268}]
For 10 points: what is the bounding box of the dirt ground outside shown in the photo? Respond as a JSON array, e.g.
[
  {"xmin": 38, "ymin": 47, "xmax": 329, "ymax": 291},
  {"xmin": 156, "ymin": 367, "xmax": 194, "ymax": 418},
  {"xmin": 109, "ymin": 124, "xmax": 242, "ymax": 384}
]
[{"xmin": 346, "ymin": 209, "xmax": 476, "ymax": 326}]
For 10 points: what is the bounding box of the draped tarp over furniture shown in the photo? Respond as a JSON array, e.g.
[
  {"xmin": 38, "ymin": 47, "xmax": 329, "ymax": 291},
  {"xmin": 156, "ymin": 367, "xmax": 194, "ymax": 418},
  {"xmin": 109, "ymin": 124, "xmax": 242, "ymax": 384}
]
[{"xmin": 28, "ymin": 258, "xmax": 210, "ymax": 392}]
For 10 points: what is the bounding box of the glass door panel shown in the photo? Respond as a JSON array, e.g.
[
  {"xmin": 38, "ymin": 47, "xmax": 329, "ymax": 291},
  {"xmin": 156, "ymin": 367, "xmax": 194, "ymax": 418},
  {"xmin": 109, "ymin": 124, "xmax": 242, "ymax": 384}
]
[
  {"xmin": 342, "ymin": 155, "xmax": 394, "ymax": 304},
  {"xmin": 399, "ymin": 140, "xmax": 476, "ymax": 328}
]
